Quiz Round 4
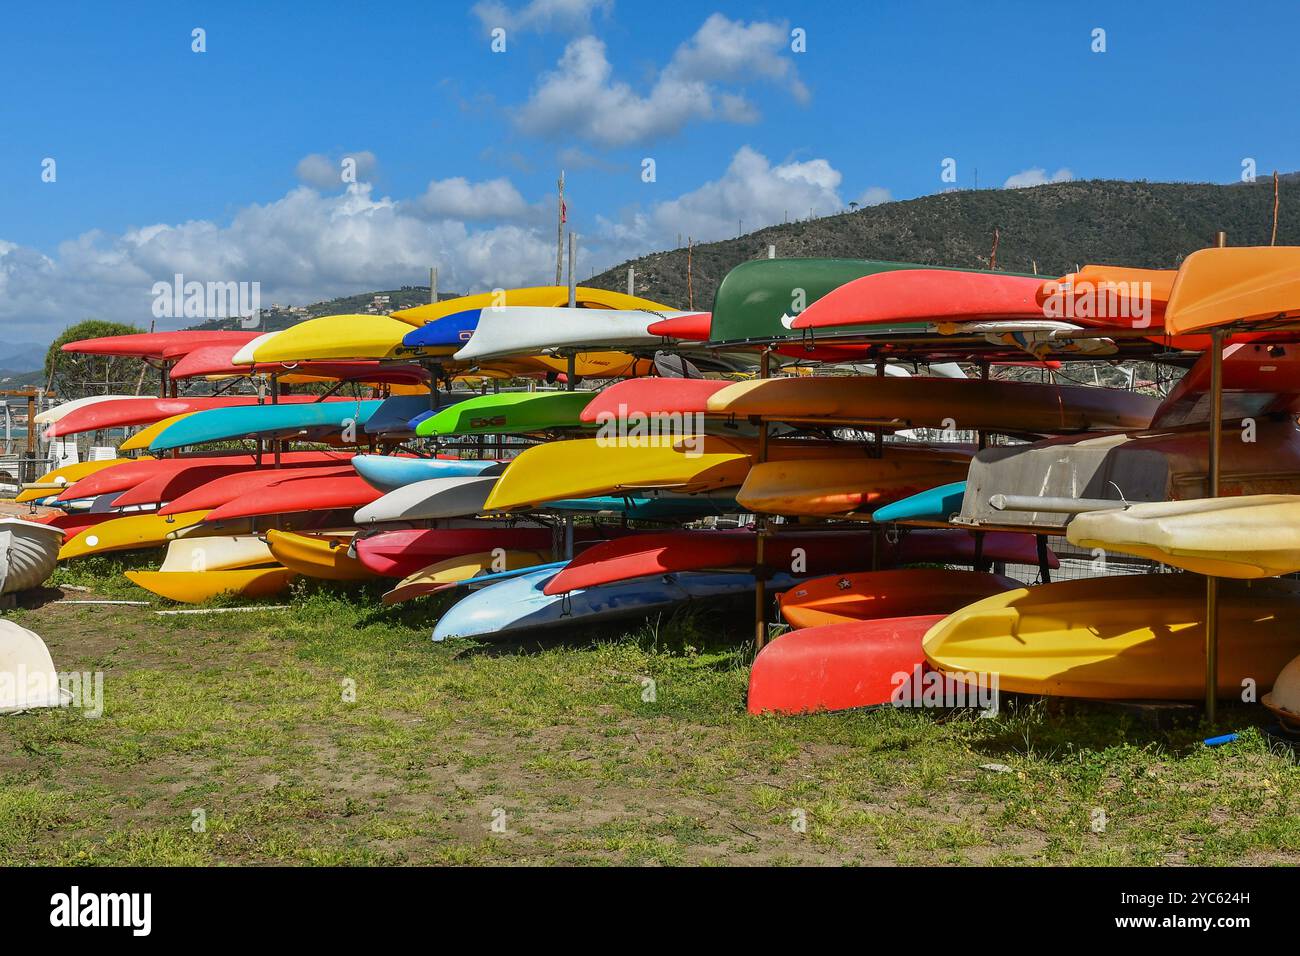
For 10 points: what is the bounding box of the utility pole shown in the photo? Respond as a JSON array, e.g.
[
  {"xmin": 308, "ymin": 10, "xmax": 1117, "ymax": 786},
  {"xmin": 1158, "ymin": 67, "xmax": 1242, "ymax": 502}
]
[
  {"xmin": 429, "ymin": 267, "xmax": 437, "ymax": 304},
  {"xmin": 626, "ymin": 266, "xmax": 635, "ymax": 296},
  {"xmin": 555, "ymin": 171, "xmax": 566, "ymax": 286}
]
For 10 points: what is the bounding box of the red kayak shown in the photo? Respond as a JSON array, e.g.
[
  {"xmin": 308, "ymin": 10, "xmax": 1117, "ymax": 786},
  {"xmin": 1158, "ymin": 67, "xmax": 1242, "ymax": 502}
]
[
  {"xmin": 169, "ymin": 343, "xmax": 431, "ymax": 385},
  {"xmin": 203, "ymin": 473, "xmax": 381, "ymax": 521},
  {"xmin": 791, "ymin": 270, "xmax": 1049, "ymax": 330},
  {"xmin": 45, "ymin": 394, "xmax": 330, "ymax": 438},
  {"xmin": 57, "ymin": 452, "xmax": 349, "ymax": 502},
  {"xmin": 33, "ymin": 511, "xmax": 122, "ymax": 535},
  {"xmin": 544, "ymin": 528, "xmax": 1055, "ymax": 595},
  {"xmin": 646, "ymin": 313, "xmax": 712, "ymax": 341},
  {"xmin": 578, "ymin": 378, "xmax": 730, "ymax": 423},
  {"xmin": 1150, "ymin": 341, "xmax": 1300, "ymax": 427},
  {"xmin": 778, "ymin": 568, "xmax": 1018, "ymax": 629},
  {"xmin": 158, "ymin": 464, "xmax": 357, "ymax": 515},
  {"xmin": 747, "ymin": 614, "xmax": 946, "ymax": 715},
  {"xmin": 355, "ymin": 527, "xmax": 602, "ymax": 578},
  {"xmin": 61, "ymin": 330, "xmax": 261, "ymax": 360}
]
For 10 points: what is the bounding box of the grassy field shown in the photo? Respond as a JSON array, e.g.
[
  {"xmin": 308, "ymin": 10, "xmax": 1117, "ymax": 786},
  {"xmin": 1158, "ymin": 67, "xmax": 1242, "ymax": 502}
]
[{"xmin": 2, "ymin": 554, "xmax": 1299, "ymax": 866}]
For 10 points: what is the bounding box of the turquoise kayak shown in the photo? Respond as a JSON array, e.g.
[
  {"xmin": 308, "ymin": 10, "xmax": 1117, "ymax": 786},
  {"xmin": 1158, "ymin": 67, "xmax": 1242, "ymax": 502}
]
[
  {"xmin": 149, "ymin": 399, "xmax": 382, "ymax": 451},
  {"xmin": 872, "ymin": 481, "xmax": 967, "ymax": 522}
]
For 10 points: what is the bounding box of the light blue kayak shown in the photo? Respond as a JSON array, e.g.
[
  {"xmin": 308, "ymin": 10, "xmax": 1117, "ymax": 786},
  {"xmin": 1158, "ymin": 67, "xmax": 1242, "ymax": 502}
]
[
  {"xmin": 150, "ymin": 399, "xmax": 382, "ymax": 451},
  {"xmin": 364, "ymin": 394, "xmax": 466, "ymax": 436},
  {"xmin": 544, "ymin": 493, "xmax": 739, "ymax": 519},
  {"xmin": 432, "ymin": 567, "xmax": 794, "ymax": 641},
  {"xmin": 351, "ymin": 453, "xmax": 507, "ymax": 492},
  {"xmin": 872, "ymin": 481, "xmax": 967, "ymax": 523}
]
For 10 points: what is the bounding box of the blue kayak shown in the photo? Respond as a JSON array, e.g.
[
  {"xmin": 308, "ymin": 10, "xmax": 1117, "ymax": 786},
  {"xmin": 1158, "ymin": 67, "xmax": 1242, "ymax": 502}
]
[
  {"xmin": 433, "ymin": 567, "xmax": 794, "ymax": 641},
  {"xmin": 364, "ymin": 394, "xmax": 465, "ymax": 436},
  {"xmin": 402, "ymin": 309, "xmax": 481, "ymax": 350},
  {"xmin": 872, "ymin": 481, "xmax": 967, "ymax": 523},
  {"xmin": 150, "ymin": 399, "xmax": 382, "ymax": 451},
  {"xmin": 351, "ymin": 453, "xmax": 507, "ymax": 491}
]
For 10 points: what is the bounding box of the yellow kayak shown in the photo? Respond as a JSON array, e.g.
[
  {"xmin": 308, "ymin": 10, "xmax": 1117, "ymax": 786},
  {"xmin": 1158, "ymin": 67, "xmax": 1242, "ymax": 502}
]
[
  {"xmin": 241, "ymin": 315, "xmax": 416, "ymax": 364},
  {"xmin": 381, "ymin": 550, "xmax": 549, "ymax": 604},
  {"xmin": 59, "ymin": 510, "xmax": 210, "ymax": 559},
  {"xmin": 391, "ymin": 286, "xmax": 675, "ymax": 327},
  {"xmin": 1066, "ymin": 495, "xmax": 1300, "ymax": 578},
  {"xmin": 121, "ymin": 414, "xmax": 193, "ymax": 452},
  {"xmin": 264, "ymin": 529, "xmax": 375, "ymax": 580},
  {"xmin": 126, "ymin": 566, "xmax": 295, "ymax": 604},
  {"xmin": 706, "ymin": 376, "xmax": 1157, "ymax": 433},
  {"xmin": 736, "ymin": 450, "xmax": 971, "ymax": 517},
  {"xmin": 15, "ymin": 458, "xmax": 137, "ymax": 503},
  {"xmin": 922, "ymin": 574, "xmax": 1300, "ymax": 700}
]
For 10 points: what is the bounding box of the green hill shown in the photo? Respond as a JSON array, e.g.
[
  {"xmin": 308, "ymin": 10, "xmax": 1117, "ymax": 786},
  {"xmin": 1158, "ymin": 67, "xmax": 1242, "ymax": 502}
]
[{"xmin": 586, "ymin": 177, "xmax": 1300, "ymax": 309}]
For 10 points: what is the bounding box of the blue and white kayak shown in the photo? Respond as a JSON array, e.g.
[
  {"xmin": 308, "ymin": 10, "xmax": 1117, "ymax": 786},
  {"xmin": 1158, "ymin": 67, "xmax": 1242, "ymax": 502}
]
[
  {"xmin": 432, "ymin": 566, "xmax": 794, "ymax": 641},
  {"xmin": 872, "ymin": 481, "xmax": 967, "ymax": 523},
  {"xmin": 351, "ymin": 454, "xmax": 507, "ymax": 492},
  {"xmin": 401, "ymin": 309, "xmax": 481, "ymax": 351}
]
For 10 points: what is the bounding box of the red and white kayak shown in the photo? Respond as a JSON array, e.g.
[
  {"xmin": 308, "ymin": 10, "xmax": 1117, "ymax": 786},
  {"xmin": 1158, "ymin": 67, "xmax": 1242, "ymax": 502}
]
[
  {"xmin": 355, "ymin": 527, "xmax": 592, "ymax": 578},
  {"xmin": 57, "ymin": 452, "xmax": 350, "ymax": 503},
  {"xmin": 578, "ymin": 378, "xmax": 731, "ymax": 422},
  {"xmin": 45, "ymin": 394, "xmax": 330, "ymax": 438},
  {"xmin": 61, "ymin": 330, "xmax": 261, "ymax": 360},
  {"xmin": 157, "ymin": 464, "xmax": 357, "ymax": 515}
]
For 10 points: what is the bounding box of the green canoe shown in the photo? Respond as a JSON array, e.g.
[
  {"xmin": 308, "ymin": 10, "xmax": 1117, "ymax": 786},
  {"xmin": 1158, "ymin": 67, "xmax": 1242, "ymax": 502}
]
[
  {"xmin": 707, "ymin": 258, "xmax": 1036, "ymax": 346},
  {"xmin": 416, "ymin": 390, "xmax": 593, "ymax": 437}
]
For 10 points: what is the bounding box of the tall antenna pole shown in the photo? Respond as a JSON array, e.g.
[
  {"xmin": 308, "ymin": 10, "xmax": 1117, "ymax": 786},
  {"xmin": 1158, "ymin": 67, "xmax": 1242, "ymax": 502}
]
[
  {"xmin": 429, "ymin": 267, "xmax": 437, "ymax": 304},
  {"xmin": 555, "ymin": 170, "xmax": 566, "ymax": 286}
]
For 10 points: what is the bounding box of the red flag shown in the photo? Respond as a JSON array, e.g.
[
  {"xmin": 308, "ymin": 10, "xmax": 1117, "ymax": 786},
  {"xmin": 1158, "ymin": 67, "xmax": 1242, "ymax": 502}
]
[{"xmin": 560, "ymin": 199, "xmax": 567, "ymax": 223}]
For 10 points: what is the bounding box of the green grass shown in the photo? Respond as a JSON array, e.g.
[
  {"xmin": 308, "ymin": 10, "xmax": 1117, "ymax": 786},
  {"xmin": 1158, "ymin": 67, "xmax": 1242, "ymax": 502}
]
[{"xmin": 2, "ymin": 555, "xmax": 1298, "ymax": 866}]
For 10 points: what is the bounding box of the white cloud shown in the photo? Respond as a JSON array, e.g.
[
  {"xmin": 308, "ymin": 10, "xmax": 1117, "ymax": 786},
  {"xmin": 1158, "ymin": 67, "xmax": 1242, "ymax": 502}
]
[
  {"xmin": 471, "ymin": 0, "xmax": 611, "ymax": 34},
  {"xmin": 514, "ymin": 15, "xmax": 806, "ymax": 147},
  {"xmin": 411, "ymin": 175, "xmax": 531, "ymax": 220},
  {"xmin": 295, "ymin": 151, "xmax": 379, "ymax": 190},
  {"xmin": 855, "ymin": 186, "xmax": 892, "ymax": 207},
  {"xmin": 1003, "ymin": 167, "xmax": 1074, "ymax": 189}
]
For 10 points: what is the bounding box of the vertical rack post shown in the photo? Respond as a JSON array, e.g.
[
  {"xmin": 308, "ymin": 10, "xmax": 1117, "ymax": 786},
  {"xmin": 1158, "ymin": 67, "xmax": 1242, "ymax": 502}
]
[{"xmin": 754, "ymin": 348, "xmax": 772, "ymax": 649}]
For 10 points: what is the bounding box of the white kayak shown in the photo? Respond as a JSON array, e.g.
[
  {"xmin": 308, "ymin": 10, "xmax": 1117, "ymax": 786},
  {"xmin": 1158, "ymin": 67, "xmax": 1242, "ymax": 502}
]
[
  {"xmin": 453, "ymin": 307, "xmax": 700, "ymax": 362},
  {"xmin": 157, "ymin": 534, "xmax": 275, "ymax": 573},
  {"xmin": 355, "ymin": 476, "xmax": 499, "ymax": 523}
]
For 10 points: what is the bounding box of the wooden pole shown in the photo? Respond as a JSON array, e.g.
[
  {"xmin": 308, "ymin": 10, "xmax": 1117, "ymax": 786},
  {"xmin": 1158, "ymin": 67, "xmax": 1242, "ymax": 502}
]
[
  {"xmin": 567, "ymin": 232, "xmax": 577, "ymax": 310},
  {"xmin": 1272, "ymin": 171, "xmax": 1280, "ymax": 246},
  {"xmin": 1204, "ymin": 228, "xmax": 1229, "ymax": 726}
]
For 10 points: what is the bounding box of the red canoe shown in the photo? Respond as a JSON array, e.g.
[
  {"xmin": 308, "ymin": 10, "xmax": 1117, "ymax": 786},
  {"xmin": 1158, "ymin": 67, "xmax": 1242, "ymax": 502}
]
[
  {"xmin": 45, "ymin": 394, "xmax": 329, "ymax": 438},
  {"xmin": 57, "ymin": 452, "xmax": 349, "ymax": 503},
  {"xmin": 791, "ymin": 270, "xmax": 1051, "ymax": 330},
  {"xmin": 158, "ymin": 464, "xmax": 357, "ymax": 515},
  {"xmin": 202, "ymin": 473, "xmax": 381, "ymax": 522},
  {"xmin": 543, "ymin": 528, "xmax": 1055, "ymax": 595},
  {"xmin": 747, "ymin": 614, "xmax": 946, "ymax": 715},
  {"xmin": 61, "ymin": 330, "xmax": 261, "ymax": 360},
  {"xmin": 778, "ymin": 568, "xmax": 1018, "ymax": 630},
  {"xmin": 578, "ymin": 378, "xmax": 731, "ymax": 423},
  {"xmin": 355, "ymin": 527, "xmax": 604, "ymax": 578}
]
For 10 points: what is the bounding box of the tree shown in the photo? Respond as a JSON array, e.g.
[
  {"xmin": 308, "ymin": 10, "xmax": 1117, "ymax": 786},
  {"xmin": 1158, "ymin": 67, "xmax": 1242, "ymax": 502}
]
[{"xmin": 45, "ymin": 320, "xmax": 147, "ymax": 400}]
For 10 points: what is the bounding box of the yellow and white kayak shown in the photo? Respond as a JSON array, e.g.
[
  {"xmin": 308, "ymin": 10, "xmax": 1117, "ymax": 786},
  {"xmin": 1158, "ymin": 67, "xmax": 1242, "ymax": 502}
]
[
  {"xmin": 1067, "ymin": 495, "xmax": 1300, "ymax": 578},
  {"xmin": 390, "ymin": 286, "xmax": 675, "ymax": 327},
  {"xmin": 922, "ymin": 574, "xmax": 1300, "ymax": 700},
  {"xmin": 59, "ymin": 510, "xmax": 210, "ymax": 559},
  {"xmin": 14, "ymin": 458, "xmax": 138, "ymax": 503},
  {"xmin": 381, "ymin": 550, "xmax": 550, "ymax": 604},
  {"xmin": 264, "ymin": 529, "xmax": 375, "ymax": 580},
  {"xmin": 121, "ymin": 414, "xmax": 194, "ymax": 452},
  {"xmin": 157, "ymin": 534, "xmax": 274, "ymax": 573},
  {"xmin": 126, "ymin": 566, "xmax": 295, "ymax": 604}
]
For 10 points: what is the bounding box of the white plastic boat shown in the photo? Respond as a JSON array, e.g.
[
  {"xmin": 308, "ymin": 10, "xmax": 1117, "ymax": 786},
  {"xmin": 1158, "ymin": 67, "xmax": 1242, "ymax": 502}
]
[
  {"xmin": 0, "ymin": 619, "xmax": 71, "ymax": 713},
  {"xmin": 453, "ymin": 307, "xmax": 699, "ymax": 362},
  {"xmin": 0, "ymin": 518, "xmax": 63, "ymax": 596}
]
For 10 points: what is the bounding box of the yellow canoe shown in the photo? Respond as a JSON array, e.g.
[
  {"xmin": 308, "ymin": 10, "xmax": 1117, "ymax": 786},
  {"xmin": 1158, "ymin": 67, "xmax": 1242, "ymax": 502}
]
[
  {"xmin": 126, "ymin": 566, "xmax": 295, "ymax": 604},
  {"xmin": 736, "ymin": 450, "xmax": 971, "ymax": 517},
  {"xmin": 922, "ymin": 574, "xmax": 1300, "ymax": 700},
  {"xmin": 59, "ymin": 510, "xmax": 210, "ymax": 559},
  {"xmin": 1066, "ymin": 495, "xmax": 1300, "ymax": 578},
  {"xmin": 1166, "ymin": 246, "xmax": 1300, "ymax": 334},
  {"xmin": 381, "ymin": 550, "xmax": 549, "ymax": 604},
  {"xmin": 242, "ymin": 315, "xmax": 417, "ymax": 364},
  {"xmin": 391, "ymin": 286, "xmax": 675, "ymax": 327},
  {"xmin": 264, "ymin": 529, "xmax": 375, "ymax": 580},
  {"xmin": 14, "ymin": 458, "xmax": 137, "ymax": 504},
  {"xmin": 121, "ymin": 414, "xmax": 193, "ymax": 452},
  {"xmin": 706, "ymin": 376, "xmax": 1157, "ymax": 433}
]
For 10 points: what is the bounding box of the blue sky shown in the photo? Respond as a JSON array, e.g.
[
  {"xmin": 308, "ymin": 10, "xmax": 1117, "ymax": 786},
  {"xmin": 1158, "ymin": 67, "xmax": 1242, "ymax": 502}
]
[{"xmin": 1, "ymin": 0, "xmax": 1297, "ymax": 344}]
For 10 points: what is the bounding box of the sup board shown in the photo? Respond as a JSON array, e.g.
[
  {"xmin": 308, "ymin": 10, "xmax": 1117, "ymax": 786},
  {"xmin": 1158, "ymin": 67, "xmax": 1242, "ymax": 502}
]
[
  {"xmin": 777, "ymin": 569, "xmax": 1018, "ymax": 630},
  {"xmin": 747, "ymin": 614, "xmax": 948, "ymax": 715},
  {"xmin": 1065, "ymin": 495, "xmax": 1300, "ymax": 578},
  {"xmin": 126, "ymin": 567, "xmax": 295, "ymax": 604},
  {"xmin": 923, "ymin": 574, "xmax": 1300, "ymax": 700}
]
